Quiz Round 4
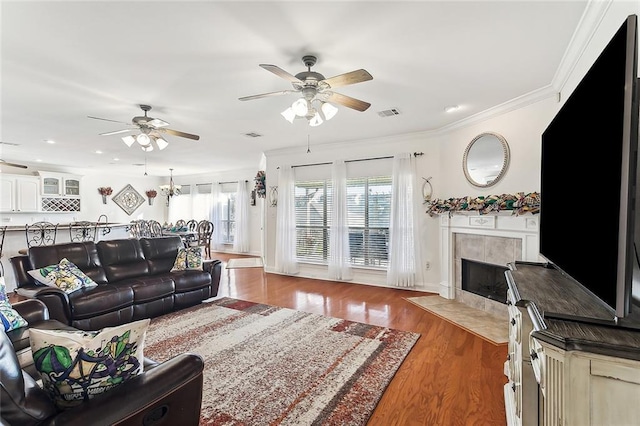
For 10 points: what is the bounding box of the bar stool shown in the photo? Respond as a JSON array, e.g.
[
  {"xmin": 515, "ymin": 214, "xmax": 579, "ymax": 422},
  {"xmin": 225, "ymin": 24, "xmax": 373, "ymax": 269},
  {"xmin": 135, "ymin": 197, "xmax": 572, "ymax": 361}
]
[
  {"xmin": 0, "ymin": 226, "xmax": 6, "ymax": 276},
  {"xmin": 69, "ymin": 221, "xmax": 97, "ymax": 242},
  {"xmin": 22, "ymin": 222, "xmax": 58, "ymax": 254}
]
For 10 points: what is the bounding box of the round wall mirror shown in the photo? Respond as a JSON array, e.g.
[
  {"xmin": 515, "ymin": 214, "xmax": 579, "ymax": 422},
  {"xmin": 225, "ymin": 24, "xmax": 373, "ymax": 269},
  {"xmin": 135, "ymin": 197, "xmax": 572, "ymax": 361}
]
[{"xmin": 463, "ymin": 132, "xmax": 510, "ymax": 188}]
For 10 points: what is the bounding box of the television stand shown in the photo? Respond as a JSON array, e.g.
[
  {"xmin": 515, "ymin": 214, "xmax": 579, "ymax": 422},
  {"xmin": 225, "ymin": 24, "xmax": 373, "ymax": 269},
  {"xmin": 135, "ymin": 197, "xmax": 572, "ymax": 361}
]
[{"xmin": 504, "ymin": 261, "xmax": 640, "ymax": 426}]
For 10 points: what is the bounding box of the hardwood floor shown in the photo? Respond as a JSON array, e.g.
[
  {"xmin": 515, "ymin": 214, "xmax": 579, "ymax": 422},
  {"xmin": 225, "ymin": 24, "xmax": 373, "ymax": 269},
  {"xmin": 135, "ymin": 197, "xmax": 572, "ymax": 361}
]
[{"xmin": 214, "ymin": 252, "xmax": 507, "ymax": 426}]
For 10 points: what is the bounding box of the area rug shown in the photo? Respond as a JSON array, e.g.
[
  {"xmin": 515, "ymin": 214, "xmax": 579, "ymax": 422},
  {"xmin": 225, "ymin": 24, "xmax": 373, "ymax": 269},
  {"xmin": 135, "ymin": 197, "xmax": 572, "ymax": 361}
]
[
  {"xmin": 405, "ymin": 296, "xmax": 508, "ymax": 345},
  {"xmin": 225, "ymin": 257, "xmax": 264, "ymax": 269},
  {"xmin": 145, "ymin": 297, "xmax": 420, "ymax": 425}
]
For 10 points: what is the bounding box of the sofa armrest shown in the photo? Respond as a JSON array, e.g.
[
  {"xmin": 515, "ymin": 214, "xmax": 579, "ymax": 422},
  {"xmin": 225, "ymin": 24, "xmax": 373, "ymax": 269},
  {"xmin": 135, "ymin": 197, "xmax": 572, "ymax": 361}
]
[
  {"xmin": 15, "ymin": 286, "xmax": 72, "ymax": 326},
  {"xmin": 11, "ymin": 299, "xmax": 50, "ymax": 324},
  {"xmin": 203, "ymin": 259, "xmax": 222, "ymax": 297},
  {"xmin": 44, "ymin": 353, "xmax": 205, "ymax": 426}
]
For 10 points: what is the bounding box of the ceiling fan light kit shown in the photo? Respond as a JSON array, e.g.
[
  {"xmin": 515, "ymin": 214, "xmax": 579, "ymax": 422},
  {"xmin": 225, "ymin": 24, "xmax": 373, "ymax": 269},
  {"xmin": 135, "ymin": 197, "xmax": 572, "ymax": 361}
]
[
  {"xmin": 240, "ymin": 55, "xmax": 372, "ymax": 127},
  {"xmin": 90, "ymin": 104, "xmax": 200, "ymax": 152}
]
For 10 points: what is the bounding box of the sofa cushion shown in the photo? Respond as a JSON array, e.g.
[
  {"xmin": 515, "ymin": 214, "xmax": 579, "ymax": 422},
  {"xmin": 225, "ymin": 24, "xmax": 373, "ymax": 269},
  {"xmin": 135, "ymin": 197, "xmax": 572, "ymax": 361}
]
[
  {"xmin": 68, "ymin": 285, "xmax": 134, "ymax": 320},
  {"xmin": 28, "ymin": 242, "xmax": 108, "ymax": 285},
  {"xmin": 97, "ymin": 239, "xmax": 149, "ymax": 282},
  {"xmin": 27, "ymin": 258, "xmax": 98, "ymax": 294},
  {"xmin": 110, "ymin": 276, "xmax": 175, "ymax": 304},
  {"xmin": 140, "ymin": 236, "xmax": 184, "ymax": 275},
  {"xmin": 1, "ymin": 278, "xmax": 28, "ymax": 332},
  {"xmin": 171, "ymin": 270, "xmax": 211, "ymax": 293},
  {"xmin": 171, "ymin": 247, "xmax": 204, "ymax": 272},
  {"xmin": 30, "ymin": 318, "xmax": 149, "ymax": 409}
]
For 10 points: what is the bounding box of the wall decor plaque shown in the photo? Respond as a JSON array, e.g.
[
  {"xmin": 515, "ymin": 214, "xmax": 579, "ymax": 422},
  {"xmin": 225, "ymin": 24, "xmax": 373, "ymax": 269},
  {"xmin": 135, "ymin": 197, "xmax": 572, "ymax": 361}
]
[{"xmin": 112, "ymin": 184, "xmax": 145, "ymax": 215}]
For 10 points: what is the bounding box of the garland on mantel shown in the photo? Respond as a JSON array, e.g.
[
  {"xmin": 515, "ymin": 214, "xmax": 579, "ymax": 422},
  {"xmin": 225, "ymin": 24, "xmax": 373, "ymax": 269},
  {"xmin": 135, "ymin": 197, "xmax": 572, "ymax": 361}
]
[{"xmin": 426, "ymin": 192, "xmax": 540, "ymax": 217}]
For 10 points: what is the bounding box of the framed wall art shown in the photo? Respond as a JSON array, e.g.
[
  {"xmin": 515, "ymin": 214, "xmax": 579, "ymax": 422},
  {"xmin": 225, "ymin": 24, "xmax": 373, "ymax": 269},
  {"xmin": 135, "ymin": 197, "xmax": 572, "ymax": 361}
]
[{"xmin": 112, "ymin": 184, "xmax": 145, "ymax": 215}]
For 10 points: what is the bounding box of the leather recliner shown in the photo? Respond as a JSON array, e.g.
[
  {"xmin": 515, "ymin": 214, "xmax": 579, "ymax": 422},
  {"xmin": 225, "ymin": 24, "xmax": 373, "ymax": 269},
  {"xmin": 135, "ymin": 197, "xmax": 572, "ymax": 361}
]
[
  {"xmin": 10, "ymin": 236, "xmax": 221, "ymax": 330},
  {"xmin": 1, "ymin": 299, "xmax": 204, "ymax": 426}
]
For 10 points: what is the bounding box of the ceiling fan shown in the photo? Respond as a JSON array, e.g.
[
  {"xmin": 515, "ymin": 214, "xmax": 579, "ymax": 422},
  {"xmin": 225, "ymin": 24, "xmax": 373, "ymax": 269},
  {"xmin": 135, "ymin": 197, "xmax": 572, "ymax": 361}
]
[
  {"xmin": 88, "ymin": 104, "xmax": 200, "ymax": 152},
  {"xmin": 0, "ymin": 159, "xmax": 28, "ymax": 169},
  {"xmin": 239, "ymin": 55, "xmax": 373, "ymax": 126}
]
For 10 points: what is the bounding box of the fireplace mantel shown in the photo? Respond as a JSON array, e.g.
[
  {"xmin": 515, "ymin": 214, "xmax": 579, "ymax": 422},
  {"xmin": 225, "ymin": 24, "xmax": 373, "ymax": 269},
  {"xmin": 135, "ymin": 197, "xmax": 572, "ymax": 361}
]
[{"xmin": 438, "ymin": 212, "xmax": 540, "ymax": 301}]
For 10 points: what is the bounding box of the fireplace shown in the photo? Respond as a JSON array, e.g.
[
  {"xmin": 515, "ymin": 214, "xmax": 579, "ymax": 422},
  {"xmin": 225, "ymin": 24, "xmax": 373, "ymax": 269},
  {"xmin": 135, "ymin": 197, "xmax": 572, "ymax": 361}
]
[
  {"xmin": 461, "ymin": 258, "xmax": 508, "ymax": 304},
  {"xmin": 438, "ymin": 213, "xmax": 540, "ymax": 317}
]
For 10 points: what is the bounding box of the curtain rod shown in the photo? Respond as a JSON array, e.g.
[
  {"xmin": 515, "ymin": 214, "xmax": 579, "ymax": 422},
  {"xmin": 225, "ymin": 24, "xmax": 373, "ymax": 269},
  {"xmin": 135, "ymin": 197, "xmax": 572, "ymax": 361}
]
[
  {"xmin": 218, "ymin": 180, "xmax": 249, "ymax": 184},
  {"xmin": 277, "ymin": 152, "xmax": 424, "ymax": 169}
]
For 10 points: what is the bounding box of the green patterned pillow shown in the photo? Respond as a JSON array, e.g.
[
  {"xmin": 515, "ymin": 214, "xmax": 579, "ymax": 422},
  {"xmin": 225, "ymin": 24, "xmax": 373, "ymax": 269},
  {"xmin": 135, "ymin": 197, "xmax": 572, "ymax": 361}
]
[
  {"xmin": 0, "ymin": 277, "xmax": 28, "ymax": 332},
  {"xmin": 29, "ymin": 319, "xmax": 150, "ymax": 409},
  {"xmin": 27, "ymin": 258, "xmax": 98, "ymax": 293},
  {"xmin": 171, "ymin": 246, "xmax": 204, "ymax": 271}
]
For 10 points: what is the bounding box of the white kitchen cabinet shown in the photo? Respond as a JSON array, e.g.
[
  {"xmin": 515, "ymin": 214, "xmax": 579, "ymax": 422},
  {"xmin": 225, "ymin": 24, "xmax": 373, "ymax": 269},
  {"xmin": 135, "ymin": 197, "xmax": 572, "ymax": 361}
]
[
  {"xmin": 0, "ymin": 175, "xmax": 40, "ymax": 212},
  {"xmin": 38, "ymin": 171, "xmax": 81, "ymax": 197},
  {"xmin": 37, "ymin": 171, "xmax": 82, "ymax": 212}
]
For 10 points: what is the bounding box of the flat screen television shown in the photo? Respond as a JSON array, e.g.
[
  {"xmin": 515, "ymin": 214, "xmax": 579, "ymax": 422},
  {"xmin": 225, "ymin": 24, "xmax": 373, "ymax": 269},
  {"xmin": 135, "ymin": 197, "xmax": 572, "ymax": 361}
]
[{"xmin": 540, "ymin": 14, "xmax": 640, "ymax": 328}]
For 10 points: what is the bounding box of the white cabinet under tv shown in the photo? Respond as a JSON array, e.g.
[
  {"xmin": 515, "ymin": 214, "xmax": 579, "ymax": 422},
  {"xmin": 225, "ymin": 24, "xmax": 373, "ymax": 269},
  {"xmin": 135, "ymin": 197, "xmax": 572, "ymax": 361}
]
[{"xmin": 505, "ymin": 262, "xmax": 640, "ymax": 426}]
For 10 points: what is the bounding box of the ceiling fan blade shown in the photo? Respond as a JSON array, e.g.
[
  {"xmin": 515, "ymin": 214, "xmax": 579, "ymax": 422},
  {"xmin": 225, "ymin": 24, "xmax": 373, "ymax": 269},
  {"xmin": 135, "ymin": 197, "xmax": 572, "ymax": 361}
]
[
  {"xmin": 259, "ymin": 64, "xmax": 303, "ymax": 84},
  {"xmin": 159, "ymin": 128, "xmax": 200, "ymax": 140},
  {"xmin": 326, "ymin": 92, "xmax": 371, "ymax": 112},
  {"xmin": 0, "ymin": 159, "xmax": 28, "ymax": 169},
  {"xmin": 239, "ymin": 90, "xmax": 297, "ymax": 101},
  {"xmin": 100, "ymin": 128, "xmax": 134, "ymax": 136},
  {"xmin": 321, "ymin": 69, "xmax": 373, "ymax": 89},
  {"xmin": 87, "ymin": 116, "xmax": 131, "ymax": 125}
]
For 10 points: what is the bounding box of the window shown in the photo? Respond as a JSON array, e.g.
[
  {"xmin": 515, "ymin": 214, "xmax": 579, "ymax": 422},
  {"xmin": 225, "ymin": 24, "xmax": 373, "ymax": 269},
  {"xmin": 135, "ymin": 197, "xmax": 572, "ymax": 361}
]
[
  {"xmin": 347, "ymin": 177, "xmax": 391, "ymax": 267},
  {"xmin": 294, "ymin": 176, "xmax": 391, "ymax": 268},
  {"xmin": 220, "ymin": 187, "xmax": 236, "ymax": 244},
  {"xmin": 295, "ymin": 180, "xmax": 332, "ymax": 263}
]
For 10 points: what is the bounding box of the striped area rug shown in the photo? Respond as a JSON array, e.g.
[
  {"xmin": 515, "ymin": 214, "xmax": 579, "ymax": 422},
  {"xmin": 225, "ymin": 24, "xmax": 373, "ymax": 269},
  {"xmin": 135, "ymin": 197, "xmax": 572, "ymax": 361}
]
[{"xmin": 145, "ymin": 297, "xmax": 420, "ymax": 425}]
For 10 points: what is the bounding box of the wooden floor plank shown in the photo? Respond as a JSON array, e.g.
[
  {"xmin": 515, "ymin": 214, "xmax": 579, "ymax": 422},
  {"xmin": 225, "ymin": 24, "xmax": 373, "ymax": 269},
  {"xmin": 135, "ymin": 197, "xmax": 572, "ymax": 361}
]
[{"xmin": 213, "ymin": 253, "xmax": 507, "ymax": 426}]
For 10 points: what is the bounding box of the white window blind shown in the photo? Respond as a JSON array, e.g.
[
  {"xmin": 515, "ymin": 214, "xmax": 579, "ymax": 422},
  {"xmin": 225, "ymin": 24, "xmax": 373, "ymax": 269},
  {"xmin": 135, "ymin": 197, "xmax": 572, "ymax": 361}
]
[
  {"xmin": 295, "ymin": 180, "xmax": 332, "ymax": 263},
  {"xmin": 294, "ymin": 175, "xmax": 391, "ymax": 268},
  {"xmin": 346, "ymin": 176, "xmax": 391, "ymax": 267}
]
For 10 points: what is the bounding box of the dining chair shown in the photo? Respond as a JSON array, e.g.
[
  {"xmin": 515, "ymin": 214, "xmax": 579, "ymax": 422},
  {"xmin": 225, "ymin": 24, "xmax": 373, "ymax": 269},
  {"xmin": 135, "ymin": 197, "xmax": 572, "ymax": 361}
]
[
  {"xmin": 69, "ymin": 221, "xmax": 97, "ymax": 242},
  {"xmin": 175, "ymin": 219, "xmax": 187, "ymax": 230},
  {"xmin": 148, "ymin": 220, "xmax": 164, "ymax": 237},
  {"xmin": 25, "ymin": 222, "xmax": 58, "ymax": 249},
  {"xmin": 196, "ymin": 220, "xmax": 214, "ymax": 259},
  {"xmin": 186, "ymin": 219, "xmax": 198, "ymax": 232}
]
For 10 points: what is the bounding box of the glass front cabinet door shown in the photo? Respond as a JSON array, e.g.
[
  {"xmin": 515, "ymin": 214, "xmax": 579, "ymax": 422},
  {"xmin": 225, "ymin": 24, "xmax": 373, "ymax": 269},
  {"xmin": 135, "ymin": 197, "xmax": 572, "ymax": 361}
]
[
  {"xmin": 64, "ymin": 178, "xmax": 80, "ymax": 196},
  {"xmin": 42, "ymin": 176, "xmax": 61, "ymax": 195}
]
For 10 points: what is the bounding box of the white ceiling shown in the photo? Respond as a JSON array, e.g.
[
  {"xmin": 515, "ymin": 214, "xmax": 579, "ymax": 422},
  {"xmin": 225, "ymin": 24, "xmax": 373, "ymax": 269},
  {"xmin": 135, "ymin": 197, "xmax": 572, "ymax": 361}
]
[{"xmin": 0, "ymin": 1, "xmax": 588, "ymax": 177}]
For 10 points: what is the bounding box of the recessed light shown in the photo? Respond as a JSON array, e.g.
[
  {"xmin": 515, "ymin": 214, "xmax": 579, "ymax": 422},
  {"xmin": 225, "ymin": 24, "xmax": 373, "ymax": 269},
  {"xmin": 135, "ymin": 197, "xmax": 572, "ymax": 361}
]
[
  {"xmin": 95, "ymin": 150, "xmax": 103, "ymax": 154},
  {"xmin": 36, "ymin": 159, "xmax": 42, "ymax": 162},
  {"xmin": 44, "ymin": 139, "xmax": 55, "ymax": 144},
  {"xmin": 113, "ymin": 157, "xmax": 120, "ymax": 161},
  {"xmin": 444, "ymin": 105, "xmax": 460, "ymax": 113}
]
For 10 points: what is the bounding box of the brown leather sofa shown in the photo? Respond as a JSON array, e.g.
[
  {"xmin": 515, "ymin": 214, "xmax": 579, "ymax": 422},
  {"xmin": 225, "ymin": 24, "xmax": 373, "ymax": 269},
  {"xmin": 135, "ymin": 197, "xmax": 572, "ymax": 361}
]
[
  {"xmin": 1, "ymin": 299, "xmax": 204, "ymax": 426},
  {"xmin": 10, "ymin": 236, "xmax": 221, "ymax": 330}
]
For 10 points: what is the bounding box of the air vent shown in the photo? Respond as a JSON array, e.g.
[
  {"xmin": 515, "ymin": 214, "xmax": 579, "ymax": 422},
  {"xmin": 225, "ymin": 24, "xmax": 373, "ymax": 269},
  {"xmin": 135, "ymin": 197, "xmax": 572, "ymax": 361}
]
[
  {"xmin": 0, "ymin": 141, "xmax": 20, "ymax": 146},
  {"xmin": 244, "ymin": 132, "xmax": 263, "ymax": 138},
  {"xmin": 377, "ymin": 108, "xmax": 401, "ymax": 117}
]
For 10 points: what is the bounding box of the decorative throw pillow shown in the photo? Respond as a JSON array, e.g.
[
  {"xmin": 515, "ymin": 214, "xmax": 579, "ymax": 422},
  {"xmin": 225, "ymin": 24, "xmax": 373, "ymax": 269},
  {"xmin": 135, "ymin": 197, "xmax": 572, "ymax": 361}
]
[
  {"xmin": 29, "ymin": 318, "xmax": 150, "ymax": 409},
  {"xmin": 0, "ymin": 277, "xmax": 28, "ymax": 332},
  {"xmin": 171, "ymin": 246, "xmax": 204, "ymax": 271},
  {"xmin": 27, "ymin": 258, "xmax": 98, "ymax": 293}
]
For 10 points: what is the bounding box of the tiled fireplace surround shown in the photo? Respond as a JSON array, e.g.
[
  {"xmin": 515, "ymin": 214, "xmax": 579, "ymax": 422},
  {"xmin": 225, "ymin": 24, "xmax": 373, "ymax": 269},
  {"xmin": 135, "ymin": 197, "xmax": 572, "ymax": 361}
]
[{"xmin": 438, "ymin": 213, "xmax": 540, "ymax": 318}]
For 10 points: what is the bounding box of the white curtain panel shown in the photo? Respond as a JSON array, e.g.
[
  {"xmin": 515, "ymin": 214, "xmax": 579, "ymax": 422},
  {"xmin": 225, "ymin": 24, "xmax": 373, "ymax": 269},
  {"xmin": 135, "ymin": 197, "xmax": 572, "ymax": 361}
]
[
  {"xmin": 210, "ymin": 183, "xmax": 223, "ymax": 250},
  {"xmin": 275, "ymin": 166, "xmax": 299, "ymax": 275},
  {"xmin": 328, "ymin": 160, "xmax": 353, "ymax": 281},
  {"xmin": 387, "ymin": 153, "xmax": 424, "ymax": 287},
  {"xmin": 233, "ymin": 180, "xmax": 250, "ymax": 253}
]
